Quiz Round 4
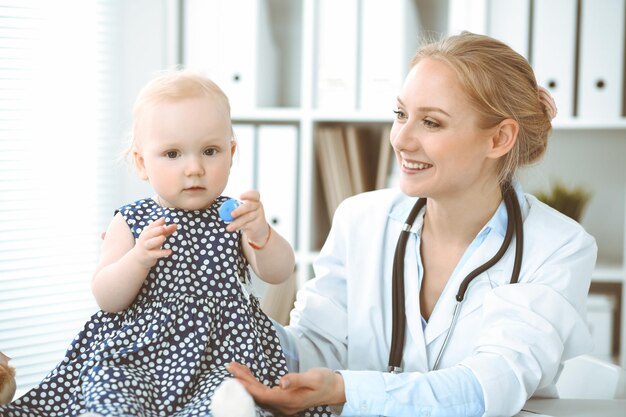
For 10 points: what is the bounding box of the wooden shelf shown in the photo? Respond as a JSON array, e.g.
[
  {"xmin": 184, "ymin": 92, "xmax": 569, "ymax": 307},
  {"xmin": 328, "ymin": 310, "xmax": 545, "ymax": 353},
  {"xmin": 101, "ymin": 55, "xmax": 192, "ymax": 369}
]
[{"xmin": 553, "ymin": 118, "xmax": 626, "ymax": 130}]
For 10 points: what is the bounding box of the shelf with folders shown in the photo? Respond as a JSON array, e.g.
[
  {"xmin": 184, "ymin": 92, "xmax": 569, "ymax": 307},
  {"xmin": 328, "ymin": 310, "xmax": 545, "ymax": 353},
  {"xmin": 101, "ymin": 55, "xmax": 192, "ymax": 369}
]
[
  {"xmin": 224, "ymin": 122, "xmax": 300, "ymax": 252},
  {"xmin": 183, "ymin": 0, "xmax": 304, "ymax": 111},
  {"xmin": 449, "ymin": 0, "xmax": 626, "ymax": 124},
  {"xmin": 183, "ymin": 0, "xmax": 421, "ymax": 116}
]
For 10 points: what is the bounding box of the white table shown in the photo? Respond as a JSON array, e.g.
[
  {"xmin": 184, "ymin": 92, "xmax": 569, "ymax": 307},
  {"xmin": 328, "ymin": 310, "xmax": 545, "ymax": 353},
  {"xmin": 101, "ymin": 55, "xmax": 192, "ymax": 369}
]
[{"xmin": 520, "ymin": 398, "xmax": 626, "ymax": 417}]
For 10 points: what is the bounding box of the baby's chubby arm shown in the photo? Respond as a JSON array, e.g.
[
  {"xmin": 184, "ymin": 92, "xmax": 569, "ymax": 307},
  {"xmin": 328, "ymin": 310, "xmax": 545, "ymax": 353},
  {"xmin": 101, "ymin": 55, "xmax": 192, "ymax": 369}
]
[
  {"xmin": 226, "ymin": 190, "xmax": 295, "ymax": 284},
  {"xmin": 92, "ymin": 214, "xmax": 177, "ymax": 312}
]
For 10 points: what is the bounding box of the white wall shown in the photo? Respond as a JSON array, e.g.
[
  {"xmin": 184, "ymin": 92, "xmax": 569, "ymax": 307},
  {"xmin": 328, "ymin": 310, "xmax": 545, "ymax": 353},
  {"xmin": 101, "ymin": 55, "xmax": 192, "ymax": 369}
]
[{"xmin": 114, "ymin": 0, "xmax": 179, "ymax": 208}]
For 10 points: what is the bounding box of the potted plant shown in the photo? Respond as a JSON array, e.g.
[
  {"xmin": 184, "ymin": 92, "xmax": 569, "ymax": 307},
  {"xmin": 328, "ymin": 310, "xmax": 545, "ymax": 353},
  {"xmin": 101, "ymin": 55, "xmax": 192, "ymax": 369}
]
[{"xmin": 534, "ymin": 180, "xmax": 592, "ymax": 223}]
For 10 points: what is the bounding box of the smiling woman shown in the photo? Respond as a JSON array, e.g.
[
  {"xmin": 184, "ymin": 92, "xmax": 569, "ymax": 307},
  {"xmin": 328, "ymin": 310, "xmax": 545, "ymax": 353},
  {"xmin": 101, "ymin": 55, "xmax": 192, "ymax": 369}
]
[{"xmin": 0, "ymin": 0, "xmax": 122, "ymax": 393}]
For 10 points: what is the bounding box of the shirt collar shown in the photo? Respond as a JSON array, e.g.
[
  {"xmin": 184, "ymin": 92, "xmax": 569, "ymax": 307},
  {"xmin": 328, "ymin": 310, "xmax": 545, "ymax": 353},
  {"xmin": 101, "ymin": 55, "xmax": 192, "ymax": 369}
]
[
  {"xmin": 388, "ymin": 194, "xmax": 424, "ymax": 234},
  {"xmin": 388, "ymin": 181, "xmax": 525, "ymax": 238}
]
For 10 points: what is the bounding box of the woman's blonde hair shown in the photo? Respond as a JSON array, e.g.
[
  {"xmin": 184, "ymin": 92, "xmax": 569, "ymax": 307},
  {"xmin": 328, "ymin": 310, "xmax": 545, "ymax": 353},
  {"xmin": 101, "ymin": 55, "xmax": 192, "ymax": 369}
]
[
  {"xmin": 411, "ymin": 32, "xmax": 553, "ymax": 185},
  {"xmin": 130, "ymin": 69, "xmax": 232, "ymax": 152}
]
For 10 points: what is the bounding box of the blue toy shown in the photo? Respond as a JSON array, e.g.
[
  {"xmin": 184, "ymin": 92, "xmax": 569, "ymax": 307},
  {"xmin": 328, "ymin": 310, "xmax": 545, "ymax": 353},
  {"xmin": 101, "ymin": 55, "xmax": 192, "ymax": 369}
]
[{"xmin": 218, "ymin": 198, "xmax": 242, "ymax": 223}]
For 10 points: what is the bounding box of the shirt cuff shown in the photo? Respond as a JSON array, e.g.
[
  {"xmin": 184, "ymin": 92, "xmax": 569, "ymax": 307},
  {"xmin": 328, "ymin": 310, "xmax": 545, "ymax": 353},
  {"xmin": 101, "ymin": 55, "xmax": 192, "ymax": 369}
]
[
  {"xmin": 270, "ymin": 319, "xmax": 300, "ymax": 372},
  {"xmin": 337, "ymin": 370, "xmax": 389, "ymax": 416},
  {"xmin": 461, "ymin": 353, "xmax": 526, "ymax": 416}
]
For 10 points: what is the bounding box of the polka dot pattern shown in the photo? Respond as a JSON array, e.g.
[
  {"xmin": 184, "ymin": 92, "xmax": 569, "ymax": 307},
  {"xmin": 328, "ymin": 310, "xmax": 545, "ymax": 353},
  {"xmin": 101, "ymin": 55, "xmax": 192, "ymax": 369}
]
[{"xmin": 1, "ymin": 197, "xmax": 332, "ymax": 417}]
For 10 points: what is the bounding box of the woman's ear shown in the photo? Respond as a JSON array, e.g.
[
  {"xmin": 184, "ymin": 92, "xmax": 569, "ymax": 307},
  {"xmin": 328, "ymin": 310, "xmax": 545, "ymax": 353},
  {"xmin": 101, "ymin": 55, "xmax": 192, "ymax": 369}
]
[
  {"xmin": 133, "ymin": 150, "xmax": 149, "ymax": 181},
  {"xmin": 487, "ymin": 118, "xmax": 519, "ymax": 159}
]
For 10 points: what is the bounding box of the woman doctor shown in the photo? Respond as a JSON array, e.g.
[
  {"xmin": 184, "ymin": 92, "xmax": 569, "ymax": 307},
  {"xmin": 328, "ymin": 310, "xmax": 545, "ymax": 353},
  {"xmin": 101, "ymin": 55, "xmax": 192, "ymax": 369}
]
[{"xmin": 229, "ymin": 32, "xmax": 597, "ymax": 417}]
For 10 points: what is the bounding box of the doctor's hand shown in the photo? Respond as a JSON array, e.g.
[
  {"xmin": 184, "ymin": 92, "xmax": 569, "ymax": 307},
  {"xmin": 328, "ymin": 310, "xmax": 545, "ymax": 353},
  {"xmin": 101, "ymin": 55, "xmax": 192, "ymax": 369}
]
[{"xmin": 227, "ymin": 361, "xmax": 346, "ymax": 415}]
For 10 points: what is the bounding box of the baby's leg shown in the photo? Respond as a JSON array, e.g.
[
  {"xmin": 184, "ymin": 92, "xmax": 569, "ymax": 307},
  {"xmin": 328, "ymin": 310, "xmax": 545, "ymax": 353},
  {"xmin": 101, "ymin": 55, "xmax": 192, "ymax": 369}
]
[{"xmin": 211, "ymin": 378, "xmax": 255, "ymax": 417}]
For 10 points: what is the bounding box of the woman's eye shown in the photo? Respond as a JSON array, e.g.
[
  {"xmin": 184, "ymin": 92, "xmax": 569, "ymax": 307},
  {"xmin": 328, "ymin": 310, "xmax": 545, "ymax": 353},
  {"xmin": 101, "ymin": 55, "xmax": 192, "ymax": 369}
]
[
  {"xmin": 166, "ymin": 151, "xmax": 178, "ymax": 158},
  {"xmin": 204, "ymin": 148, "xmax": 217, "ymax": 156},
  {"xmin": 423, "ymin": 118, "xmax": 440, "ymax": 128},
  {"xmin": 393, "ymin": 109, "xmax": 407, "ymax": 120}
]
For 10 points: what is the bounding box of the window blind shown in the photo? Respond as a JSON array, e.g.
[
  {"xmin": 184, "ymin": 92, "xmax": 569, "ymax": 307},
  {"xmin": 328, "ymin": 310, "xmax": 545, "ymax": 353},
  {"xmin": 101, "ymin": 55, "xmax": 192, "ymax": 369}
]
[{"xmin": 0, "ymin": 0, "xmax": 121, "ymax": 391}]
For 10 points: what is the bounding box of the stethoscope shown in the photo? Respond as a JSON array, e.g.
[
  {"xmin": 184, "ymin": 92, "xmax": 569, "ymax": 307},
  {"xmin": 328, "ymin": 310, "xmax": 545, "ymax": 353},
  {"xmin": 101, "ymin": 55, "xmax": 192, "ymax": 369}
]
[{"xmin": 387, "ymin": 183, "xmax": 524, "ymax": 373}]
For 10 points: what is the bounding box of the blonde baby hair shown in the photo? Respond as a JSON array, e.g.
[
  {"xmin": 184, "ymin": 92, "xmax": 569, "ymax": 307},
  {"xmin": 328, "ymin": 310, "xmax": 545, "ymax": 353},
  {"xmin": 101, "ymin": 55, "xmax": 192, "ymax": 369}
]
[{"xmin": 129, "ymin": 69, "xmax": 233, "ymax": 156}]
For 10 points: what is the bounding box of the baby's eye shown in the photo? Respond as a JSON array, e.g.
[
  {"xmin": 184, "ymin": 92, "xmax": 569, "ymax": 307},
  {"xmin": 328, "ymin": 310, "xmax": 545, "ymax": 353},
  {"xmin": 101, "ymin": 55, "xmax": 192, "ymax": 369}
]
[
  {"xmin": 166, "ymin": 151, "xmax": 178, "ymax": 158},
  {"xmin": 204, "ymin": 148, "xmax": 217, "ymax": 156},
  {"xmin": 393, "ymin": 109, "xmax": 407, "ymax": 120}
]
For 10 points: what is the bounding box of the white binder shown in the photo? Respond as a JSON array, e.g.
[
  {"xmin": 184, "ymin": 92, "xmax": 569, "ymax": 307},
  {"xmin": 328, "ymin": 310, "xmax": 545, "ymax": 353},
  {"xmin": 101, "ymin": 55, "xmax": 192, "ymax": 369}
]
[
  {"xmin": 257, "ymin": 124, "xmax": 298, "ymax": 248},
  {"xmin": 359, "ymin": 0, "xmax": 419, "ymax": 113},
  {"xmin": 447, "ymin": 0, "xmax": 487, "ymax": 35},
  {"xmin": 183, "ymin": 0, "xmax": 220, "ymax": 75},
  {"xmin": 315, "ymin": 0, "xmax": 358, "ymax": 110},
  {"xmin": 531, "ymin": 0, "xmax": 577, "ymax": 119},
  {"xmin": 487, "ymin": 0, "xmax": 530, "ymax": 58},
  {"xmin": 223, "ymin": 124, "xmax": 256, "ymax": 200},
  {"xmin": 578, "ymin": 0, "xmax": 625, "ymax": 119},
  {"xmin": 183, "ymin": 0, "xmax": 278, "ymax": 111}
]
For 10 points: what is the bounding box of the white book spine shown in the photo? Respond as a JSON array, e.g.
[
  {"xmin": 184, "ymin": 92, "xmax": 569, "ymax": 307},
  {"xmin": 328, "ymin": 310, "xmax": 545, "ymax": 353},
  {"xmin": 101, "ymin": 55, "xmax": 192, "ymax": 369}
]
[
  {"xmin": 223, "ymin": 124, "xmax": 256, "ymax": 199},
  {"xmin": 257, "ymin": 124, "xmax": 299, "ymax": 248},
  {"xmin": 578, "ymin": 0, "xmax": 625, "ymax": 119},
  {"xmin": 487, "ymin": 0, "xmax": 530, "ymax": 58},
  {"xmin": 315, "ymin": 0, "xmax": 359, "ymax": 110},
  {"xmin": 359, "ymin": 0, "xmax": 419, "ymax": 113},
  {"xmin": 531, "ymin": 0, "xmax": 577, "ymax": 119}
]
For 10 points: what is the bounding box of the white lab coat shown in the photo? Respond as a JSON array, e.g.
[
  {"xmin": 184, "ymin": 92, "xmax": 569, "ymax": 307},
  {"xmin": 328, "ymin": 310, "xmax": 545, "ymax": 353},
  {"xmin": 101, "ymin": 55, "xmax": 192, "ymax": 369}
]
[{"xmin": 285, "ymin": 187, "xmax": 596, "ymax": 417}]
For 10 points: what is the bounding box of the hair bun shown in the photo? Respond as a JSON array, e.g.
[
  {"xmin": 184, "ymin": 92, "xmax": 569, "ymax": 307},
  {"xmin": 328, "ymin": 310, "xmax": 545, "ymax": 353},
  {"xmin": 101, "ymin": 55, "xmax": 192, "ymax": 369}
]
[{"xmin": 538, "ymin": 86, "xmax": 557, "ymax": 120}]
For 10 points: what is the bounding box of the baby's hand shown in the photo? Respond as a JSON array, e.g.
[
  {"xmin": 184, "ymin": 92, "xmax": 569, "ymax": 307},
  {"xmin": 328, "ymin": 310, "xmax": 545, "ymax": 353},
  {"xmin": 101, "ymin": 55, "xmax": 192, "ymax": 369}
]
[
  {"xmin": 226, "ymin": 190, "xmax": 269, "ymax": 245},
  {"xmin": 132, "ymin": 217, "xmax": 178, "ymax": 268}
]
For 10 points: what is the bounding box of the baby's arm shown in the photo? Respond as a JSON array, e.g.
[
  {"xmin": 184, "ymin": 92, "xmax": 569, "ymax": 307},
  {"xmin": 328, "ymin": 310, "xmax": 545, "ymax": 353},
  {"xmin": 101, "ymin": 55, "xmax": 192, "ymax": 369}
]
[
  {"xmin": 92, "ymin": 214, "xmax": 177, "ymax": 312},
  {"xmin": 226, "ymin": 190, "xmax": 295, "ymax": 284}
]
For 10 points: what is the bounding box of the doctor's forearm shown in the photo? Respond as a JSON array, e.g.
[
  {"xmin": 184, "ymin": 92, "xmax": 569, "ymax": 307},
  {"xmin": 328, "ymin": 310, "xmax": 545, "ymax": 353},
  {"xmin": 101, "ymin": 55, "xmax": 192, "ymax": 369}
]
[
  {"xmin": 273, "ymin": 320, "xmax": 487, "ymax": 416},
  {"xmin": 337, "ymin": 365, "xmax": 485, "ymax": 417}
]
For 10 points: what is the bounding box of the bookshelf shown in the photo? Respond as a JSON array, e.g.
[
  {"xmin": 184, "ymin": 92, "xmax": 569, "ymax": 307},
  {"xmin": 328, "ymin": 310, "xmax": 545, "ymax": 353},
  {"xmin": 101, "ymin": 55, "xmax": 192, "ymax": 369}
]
[{"xmin": 122, "ymin": 0, "xmax": 626, "ymax": 366}]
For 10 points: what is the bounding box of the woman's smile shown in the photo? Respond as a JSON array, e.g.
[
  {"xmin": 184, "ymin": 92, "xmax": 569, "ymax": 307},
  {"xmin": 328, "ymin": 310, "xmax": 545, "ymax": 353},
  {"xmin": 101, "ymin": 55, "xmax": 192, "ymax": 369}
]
[{"xmin": 402, "ymin": 159, "xmax": 433, "ymax": 171}]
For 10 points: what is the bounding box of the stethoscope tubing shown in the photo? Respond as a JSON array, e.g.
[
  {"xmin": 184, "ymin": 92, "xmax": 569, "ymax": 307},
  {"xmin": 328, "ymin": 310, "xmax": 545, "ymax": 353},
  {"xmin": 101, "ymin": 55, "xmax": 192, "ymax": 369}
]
[
  {"xmin": 387, "ymin": 185, "xmax": 523, "ymax": 373},
  {"xmin": 389, "ymin": 197, "xmax": 426, "ymax": 373}
]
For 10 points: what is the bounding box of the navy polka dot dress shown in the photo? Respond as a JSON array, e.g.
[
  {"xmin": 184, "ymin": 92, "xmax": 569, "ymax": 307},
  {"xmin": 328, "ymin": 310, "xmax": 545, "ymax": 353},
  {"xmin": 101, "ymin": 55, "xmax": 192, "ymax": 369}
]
[{"xmin": 2, "ymin": 197, "xmax": 332, "ymax": 417}]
